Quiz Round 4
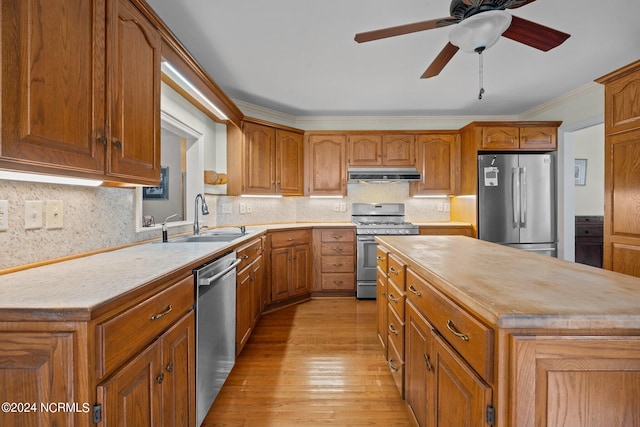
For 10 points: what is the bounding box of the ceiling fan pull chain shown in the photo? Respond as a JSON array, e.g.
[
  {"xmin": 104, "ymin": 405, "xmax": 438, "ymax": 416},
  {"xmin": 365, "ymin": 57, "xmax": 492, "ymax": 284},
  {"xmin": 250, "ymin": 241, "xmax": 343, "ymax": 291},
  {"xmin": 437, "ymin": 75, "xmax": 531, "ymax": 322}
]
[{"xmin": 478, "ymin": 49, "xmax": 485, "ymax": 100}]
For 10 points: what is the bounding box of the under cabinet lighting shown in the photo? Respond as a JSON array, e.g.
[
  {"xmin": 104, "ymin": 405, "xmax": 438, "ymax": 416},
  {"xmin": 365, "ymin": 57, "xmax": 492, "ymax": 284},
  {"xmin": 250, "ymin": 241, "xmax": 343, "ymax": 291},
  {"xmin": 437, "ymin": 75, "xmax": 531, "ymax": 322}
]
[
  {"xmin": 309, "ymin": 195, "xmax": 344, "ymax": 199},
  {"xmin": 412, "ymin": 195, "xmax": 450, "ymax": 199},
  {"xmin": 0, "ymin": 171, "xmax": 103, "ymax": 187},
  {"xmin": 161, "ymin": 62, "xmax": 229, "ymax": 121},
  {"xmin": 240, "ymin": 194, "xmax": 283, "ymax": 198}
]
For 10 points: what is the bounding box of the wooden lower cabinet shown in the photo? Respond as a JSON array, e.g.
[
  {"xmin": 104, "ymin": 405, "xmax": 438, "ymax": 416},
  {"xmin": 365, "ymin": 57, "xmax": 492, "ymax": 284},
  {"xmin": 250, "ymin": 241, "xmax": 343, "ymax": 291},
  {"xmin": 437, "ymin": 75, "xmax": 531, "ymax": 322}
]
[
  {"xmin": 268, "ymin": 229, "xmax": 312, "ymax": 306},
  {"xmin": 312, "ymin": 228, "xmax": 356, "ymax": 295},
  {"xmin": 236, "ymin": 237, "xmax": 265, "ymax": 355}
]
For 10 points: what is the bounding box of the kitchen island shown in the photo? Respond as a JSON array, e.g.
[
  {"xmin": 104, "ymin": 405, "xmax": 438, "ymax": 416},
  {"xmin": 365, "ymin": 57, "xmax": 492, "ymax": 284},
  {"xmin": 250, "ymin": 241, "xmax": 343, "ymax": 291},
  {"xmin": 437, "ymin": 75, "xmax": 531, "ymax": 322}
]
[{"xmin": 376, "ymin": 235, "xmax": 640, "ymax": 427}]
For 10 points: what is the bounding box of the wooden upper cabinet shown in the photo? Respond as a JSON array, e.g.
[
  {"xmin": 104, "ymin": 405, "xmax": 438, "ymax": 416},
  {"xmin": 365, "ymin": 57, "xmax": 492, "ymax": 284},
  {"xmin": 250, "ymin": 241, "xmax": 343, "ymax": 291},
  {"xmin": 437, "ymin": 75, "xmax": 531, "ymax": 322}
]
[
  {"xmin": 411, "ymin": 133, "xmax": 459, "ymax": 196},
  {"xmin": 383, "ymin": 134, "xmax": 415, "ymax": 166},
  {"xmin": 275, "ymin": 129, "xmax": 304, "ymax": 195},
  {"xmin": 0, "ymin": 0, "xmax": 161, "ymax": 185},
  {"xmin": 349, "ymin": 135, "xmax": 383, "ymax": 166},
  {"xmin": 107, "ymin": 0, "xmax": 161, "ymax": 184},
  {"xmin": 481, "ymin": 125, "xmax": 557, "ymax": 151},
  {"xmin": 241, "ymin": 120, "xmax": 304, "ymax": 195},
  {"xmin": 244, "ymin": 121, "xmax": 276, "ymax": 194},
  {"xmin": 1, "ymin": 0, "xmax": 106, "ymax": 177},
  {"xmin": 307, "ymin": 134, "xmax": 347, "ymax": 196},
  {"xmin": 596, "ymin": 59, "xmax": 640, "ymax": 277},
  {"xmin": 348, "ymin": 133, "xmax": 415, "ymax": 166}
]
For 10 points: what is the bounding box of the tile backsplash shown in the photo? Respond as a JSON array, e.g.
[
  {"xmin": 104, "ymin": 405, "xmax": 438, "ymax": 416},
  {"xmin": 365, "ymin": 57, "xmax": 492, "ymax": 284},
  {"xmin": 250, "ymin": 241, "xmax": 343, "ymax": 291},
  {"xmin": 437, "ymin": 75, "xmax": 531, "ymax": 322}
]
[{"xmin": 1, "ymin": 180, "xmax": 447, "ymax": 270}]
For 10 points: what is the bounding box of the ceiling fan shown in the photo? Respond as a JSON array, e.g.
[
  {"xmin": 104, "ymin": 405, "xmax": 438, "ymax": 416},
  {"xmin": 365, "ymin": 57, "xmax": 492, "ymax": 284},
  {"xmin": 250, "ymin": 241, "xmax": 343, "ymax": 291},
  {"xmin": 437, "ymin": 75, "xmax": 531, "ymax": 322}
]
[{"xmin": 355, "ymin": 0, "xmax": 570, "ymax": 79}]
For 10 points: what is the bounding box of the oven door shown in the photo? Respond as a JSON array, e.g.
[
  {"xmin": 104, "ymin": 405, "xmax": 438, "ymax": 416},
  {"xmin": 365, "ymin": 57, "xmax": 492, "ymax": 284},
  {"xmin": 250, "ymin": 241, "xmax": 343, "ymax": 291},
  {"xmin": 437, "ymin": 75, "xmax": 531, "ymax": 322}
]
[{"xmin": 356, "ymin": 235, "xmax": 378, "ymax": 282}]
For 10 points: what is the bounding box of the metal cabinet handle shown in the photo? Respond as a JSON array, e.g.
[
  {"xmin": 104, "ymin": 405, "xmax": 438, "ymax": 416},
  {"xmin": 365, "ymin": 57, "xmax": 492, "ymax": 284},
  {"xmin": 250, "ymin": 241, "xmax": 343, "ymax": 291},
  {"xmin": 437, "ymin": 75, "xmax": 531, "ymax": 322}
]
[
  {"xmin": 389, "ymin": 358, "xmax": 399, "ymax": 372},
  {"xmin": 408, "ymin": 285, "xmax": 421, "ymax": 296},
  {"xmin": 287, "ymin": 238, "xmax": 295, "ymax": 241},
  {"xmin": 242, "ymin": 255, "xmax": 249, "ymax": 260},
  {"xmin": 114, "ymin": 140, "xmax": 122, "ymax": 149},
  {"xmin": 150, "ymin": 305, "xmax": 172, "ymax": 320},
  {"xmin": 424, "ymin": 353, "xmax": 432, "ymax": 371},
  {"xmin": 156, "ymin": 373, "xmax": 164, "ymax": 384},
  {"xmin": 388, "ymin": 323, "xmax": 399, "ymax": 335},
  {"xmin": 331, "ymin": 247, "xmax": 343, "ymax": 252},
  {"xmin": 446, "ymin": 320, "xmax": 470, "ymax": 342},
  {"xmin": 166, "ymin": 362, "xmax": 174, "ymax": 372},
  {"xmin": 388, "ymin": 293, "xmax": 399, "ymax": 303},
  {"xmin": 389, "ymin": 266, "xmax": 399, "ymax": 275},
  {"xmin": 376, "ymin": 256, "xmax": 384, "ymax": 261},
  {"xmin": 332, "ymin": 280, "xmax": 343, "ymax": 285},
  {"xmin": 98, "ymin": 135, "xmax": 107, "ymax": 145}
]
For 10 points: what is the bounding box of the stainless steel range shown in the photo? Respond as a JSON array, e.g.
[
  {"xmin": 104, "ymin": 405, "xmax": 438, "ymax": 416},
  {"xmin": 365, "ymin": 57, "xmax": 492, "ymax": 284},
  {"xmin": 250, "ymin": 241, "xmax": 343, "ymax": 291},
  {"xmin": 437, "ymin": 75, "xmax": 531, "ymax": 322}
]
[{"xmin": 352, "ymin": 203, "xmax": 419, "ymax": 298}]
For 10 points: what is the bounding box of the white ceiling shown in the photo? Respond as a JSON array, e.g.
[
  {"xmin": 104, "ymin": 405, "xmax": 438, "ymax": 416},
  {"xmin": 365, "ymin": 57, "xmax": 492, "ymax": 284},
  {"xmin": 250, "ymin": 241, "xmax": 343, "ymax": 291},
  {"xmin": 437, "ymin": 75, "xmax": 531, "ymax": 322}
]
[{"xmin": 146, "ymin": 0, "xmax": 640, "ymax": 117}]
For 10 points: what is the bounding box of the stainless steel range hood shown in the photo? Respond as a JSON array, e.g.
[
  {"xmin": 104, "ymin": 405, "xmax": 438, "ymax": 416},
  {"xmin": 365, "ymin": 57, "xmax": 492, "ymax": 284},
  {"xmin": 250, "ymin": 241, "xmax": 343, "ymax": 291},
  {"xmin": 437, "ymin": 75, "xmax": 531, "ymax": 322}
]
[{"xmin": 347, "ymin": 167, "xmax": 422, "ymax": 183}]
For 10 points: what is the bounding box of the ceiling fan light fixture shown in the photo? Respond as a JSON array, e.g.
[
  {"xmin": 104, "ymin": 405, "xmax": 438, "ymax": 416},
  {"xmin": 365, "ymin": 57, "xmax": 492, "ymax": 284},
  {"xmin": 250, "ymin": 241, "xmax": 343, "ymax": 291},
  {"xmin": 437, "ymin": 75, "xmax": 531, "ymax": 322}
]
[{"xmin": 448, "ymin": 10, "xmax": 512, "ymax": 53}]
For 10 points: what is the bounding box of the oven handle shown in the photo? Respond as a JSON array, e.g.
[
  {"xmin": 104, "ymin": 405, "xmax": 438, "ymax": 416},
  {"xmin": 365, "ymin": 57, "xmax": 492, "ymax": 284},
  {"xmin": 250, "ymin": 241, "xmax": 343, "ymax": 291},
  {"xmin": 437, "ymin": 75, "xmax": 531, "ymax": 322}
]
[
  {"xmin": 198, "ymin": 258, "xmax": 241, "ymax": 287},
  {"xmin": 357, "ymin": 235, "xmax": 376, "ymax": 242}
]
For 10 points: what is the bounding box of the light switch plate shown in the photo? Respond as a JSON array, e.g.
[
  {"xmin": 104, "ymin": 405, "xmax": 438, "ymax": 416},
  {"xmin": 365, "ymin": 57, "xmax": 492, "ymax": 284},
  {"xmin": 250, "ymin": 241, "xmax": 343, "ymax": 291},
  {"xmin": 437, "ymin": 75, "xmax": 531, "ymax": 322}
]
[
  {"xmin": 24, "ymin": 200, "xmax": 43, "ymax": 230},
  {"xmin": 0, "ymin": 200, "xmax": 8, "ymax": 231},
  {"xmin": 46, "ymin": 200, "xmax": 64, "ymax": 229}
]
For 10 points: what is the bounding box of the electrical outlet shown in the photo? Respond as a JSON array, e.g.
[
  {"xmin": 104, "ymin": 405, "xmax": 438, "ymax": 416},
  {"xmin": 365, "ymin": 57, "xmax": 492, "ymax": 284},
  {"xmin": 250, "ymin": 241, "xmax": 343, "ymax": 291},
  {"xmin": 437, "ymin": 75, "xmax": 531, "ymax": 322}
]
[
  {"xmin": 246, "ymin": 204, "xmax": 252, "ymax": 214},
  {"xmin": 46, "ymin": 200, "xmax": 64, "ymax": 229},
  {"xmin": 444, "ymin": 203, "xmax": 450, "ymax": 212},
  {"xmin": 340, "ymin": 202, "xmax": 346, "ymax": 212},
  {"xmin": 0, "ymin": 200, "xmax": 8, "ymax": 232},
  {"xmin": 24, "ymin": 200, "xmax": 43, "ymax": 230},
  {"xmin": 437, "ymin": 202, "xmax": 444, "ymax": 212}
]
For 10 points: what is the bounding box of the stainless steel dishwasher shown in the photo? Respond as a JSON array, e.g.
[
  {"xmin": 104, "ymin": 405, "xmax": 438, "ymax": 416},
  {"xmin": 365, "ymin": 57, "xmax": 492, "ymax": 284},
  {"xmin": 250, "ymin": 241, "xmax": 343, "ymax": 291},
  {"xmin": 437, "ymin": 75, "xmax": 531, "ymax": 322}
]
[{"xmin": 194, "ymin": 251, "xmax": 241, "ymax": 426}]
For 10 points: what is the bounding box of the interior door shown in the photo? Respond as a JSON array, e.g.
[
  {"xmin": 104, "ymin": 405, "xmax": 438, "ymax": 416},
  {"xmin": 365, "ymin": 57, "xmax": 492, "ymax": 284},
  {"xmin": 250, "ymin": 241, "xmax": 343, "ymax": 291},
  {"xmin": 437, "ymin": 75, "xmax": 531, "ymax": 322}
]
[{"xmin": 478, "ymin": 154, "xmax": 519, "ymax": 244}]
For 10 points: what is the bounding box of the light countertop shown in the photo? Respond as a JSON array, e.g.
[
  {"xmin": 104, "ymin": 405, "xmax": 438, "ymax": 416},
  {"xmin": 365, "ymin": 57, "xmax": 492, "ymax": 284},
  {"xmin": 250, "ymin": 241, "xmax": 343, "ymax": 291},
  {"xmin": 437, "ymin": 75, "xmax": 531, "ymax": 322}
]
[{"xmin": 377, "ymin": 235, "xmax": 640, "ymax": 330}]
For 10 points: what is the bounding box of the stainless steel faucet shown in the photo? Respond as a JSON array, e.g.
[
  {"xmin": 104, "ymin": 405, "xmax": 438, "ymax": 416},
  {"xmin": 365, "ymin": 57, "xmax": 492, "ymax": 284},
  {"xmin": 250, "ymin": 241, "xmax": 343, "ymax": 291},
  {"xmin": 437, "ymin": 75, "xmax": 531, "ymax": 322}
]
[{"xmin": 194, "ymin": 193, "xmax": 210, "ymax": 235}]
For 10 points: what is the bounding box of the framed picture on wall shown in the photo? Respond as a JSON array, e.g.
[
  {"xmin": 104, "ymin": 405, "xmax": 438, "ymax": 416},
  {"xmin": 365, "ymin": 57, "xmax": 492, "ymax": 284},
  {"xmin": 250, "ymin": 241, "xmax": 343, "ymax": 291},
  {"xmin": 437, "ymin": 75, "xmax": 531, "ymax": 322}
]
[
  {"xmin": 143, "ymin": 167, "xmax": 169, "ymax": 199},
  {"xmin": 574, "ymin": 159, "xmax": 587, "ymax": 186}
]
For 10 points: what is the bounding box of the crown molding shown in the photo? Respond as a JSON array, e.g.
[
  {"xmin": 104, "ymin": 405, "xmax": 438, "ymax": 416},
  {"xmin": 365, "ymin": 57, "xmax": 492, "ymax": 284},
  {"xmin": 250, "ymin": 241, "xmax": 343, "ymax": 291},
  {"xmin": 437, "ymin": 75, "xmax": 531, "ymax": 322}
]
[{"xmin": 520, "ymin": 82, "xmax": 603, "ymax": 120}]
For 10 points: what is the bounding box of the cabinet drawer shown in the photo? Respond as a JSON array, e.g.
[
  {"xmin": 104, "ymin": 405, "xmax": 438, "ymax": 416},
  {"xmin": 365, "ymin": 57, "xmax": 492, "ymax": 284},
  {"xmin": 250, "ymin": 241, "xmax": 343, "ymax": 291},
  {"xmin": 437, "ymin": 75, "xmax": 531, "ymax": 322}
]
[
  {"xmin": 270, "ymin": 230, "xmax": 310, "ymax": 248},
  {"xmin": 237, "ymin": 238, "xmax": 263, "ymax": 271},
  {"xmin": 575, "ymin": 225, "xmax": 603, "ymax": 237},
  {"xmin": 320, "ymin": 229, "xmax": 354, "ymax": 242},
  {"xmin": 406, "ymin": 268, "xmax": 494, "ymax": 382},
  {"xmin": 321, "ymin": 256, "xmax": 355, "ymax": 273},
  {"xmin": 97, "ymin": 275, "xmax": 194, "ymax": 378},
  {"xmin": 320, "ymin": 273, "xmax": 355, "ymax": 290},
  {"xmin": 387, "ymin": 254, "xmax": 406, "ymax": 290},
  {"xmin": 387, "ymin": 302, "xmax": 404, "ymax": 361},
  {"xmin": 387, "ymin": 337, "xmax": 404, "ymax": 398},
  {"xmin": 321, "ymin": 242, "xmax": 354, "ymax": 256},
  {"xmin": 376, "ymin": 246, "xmax": 388, "ymax": 271},
  {"xmin": 387, "ymin": 280, "xmax": 405, "ymax": 320}
]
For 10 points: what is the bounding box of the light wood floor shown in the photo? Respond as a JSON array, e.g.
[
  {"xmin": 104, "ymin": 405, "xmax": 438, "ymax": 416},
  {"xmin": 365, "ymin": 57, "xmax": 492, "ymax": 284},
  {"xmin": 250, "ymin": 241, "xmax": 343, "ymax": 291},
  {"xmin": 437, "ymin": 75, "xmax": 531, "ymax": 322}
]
[{"xmin": 203, "ymin": 298, "xmax": 416, "ymax": 426}]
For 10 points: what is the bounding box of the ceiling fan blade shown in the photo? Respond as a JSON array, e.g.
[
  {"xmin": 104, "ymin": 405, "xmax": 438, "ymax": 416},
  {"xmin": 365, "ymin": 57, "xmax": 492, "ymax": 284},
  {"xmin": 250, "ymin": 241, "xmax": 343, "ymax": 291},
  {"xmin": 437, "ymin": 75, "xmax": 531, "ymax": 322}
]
[
  {"xmin": 355, "ymin": 17, "xmax": 457, "ymax": 43},
  {"xmin": 503, "ymin": 0, "xmax": 537, "ymax": 9},
  {"xmin": 421, "ymin": 42, "xmax": 460, "ymax": 79},
  {"xmin": 502, "ymin": 15, "xmax": 570, "ymax": 51}
]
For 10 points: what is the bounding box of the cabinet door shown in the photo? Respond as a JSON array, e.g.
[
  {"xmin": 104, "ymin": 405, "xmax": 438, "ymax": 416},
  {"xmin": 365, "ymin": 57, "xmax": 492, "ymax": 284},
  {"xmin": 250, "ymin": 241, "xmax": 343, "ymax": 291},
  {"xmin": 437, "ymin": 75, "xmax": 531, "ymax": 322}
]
[
  {"xmin": 244, "ymin": 122, "xmax": 275, "ymax": 194},
  {"xmin": 411, "ymin": 134, "xmax": 458, "ymax": 196},
  {"xmin": 237, "ymin": 264, "xmax": 253, "ymax": 354},
  {"xmin": 98, "ymin": 339, "xmax": 163, "ymax": 426},
  {"xmin": 383, "ymin": 134, "xmax": 415, "ymax": 166},
  {"xmin": 481, "ymin": 126, "xmax": 519, "ymax": 150},
  {"xmin": 405, "ymin": 303, "xmax": 434, "ymax": 427},
  {"xmin": 349, "ymin": 134, "xmax": 383, "ymax": 166},
  {"xmin": 291, "ymin": 244, "xmax": 311, "ymax": 296},
  {"xmin": 251, "ymin": 256, "xmax": 264, "ymax": 325},
  {"xmin": 519, "ymin": 126, "xmax": 557, "ymax": 150},
  {"xmin": 0, "ymin": 332, "xmax": 79, "ymax": 427},
  {"xmin": 276, "ymin": 129, "xmax": 304, "ymax": 195},
  {"xmin": 270, "ymin": 247, "xmax": 291, "ymax": 301},
  {"xmin": 0, "ymin": 0, "xmax": 106, "ymax": 176},
  {"xmin": 431, "ymin": 331, "xmax": 492, "ymax": 427},
  {"xmin": 162, "ymin": 311, "xmax": 196, "ymax": 427},
  {"xmin": 307, "ymin": 135, "xmax": 347, "ymax": 195},
  {"xmin": 376, "ymin": 269, "xmax": 388, "ymax": 355},
  {"xmin": 108, "ymin": 0, "xmax": 161, "ymax": 185}
]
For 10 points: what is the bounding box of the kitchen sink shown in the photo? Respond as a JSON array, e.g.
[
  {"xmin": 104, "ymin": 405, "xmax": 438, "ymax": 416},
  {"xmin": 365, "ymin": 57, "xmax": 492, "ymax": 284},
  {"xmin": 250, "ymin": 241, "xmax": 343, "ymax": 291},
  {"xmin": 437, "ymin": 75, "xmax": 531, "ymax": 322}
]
[{"xmin": 167, "ymin": 231, "xmax": 250, "ymax": 243}]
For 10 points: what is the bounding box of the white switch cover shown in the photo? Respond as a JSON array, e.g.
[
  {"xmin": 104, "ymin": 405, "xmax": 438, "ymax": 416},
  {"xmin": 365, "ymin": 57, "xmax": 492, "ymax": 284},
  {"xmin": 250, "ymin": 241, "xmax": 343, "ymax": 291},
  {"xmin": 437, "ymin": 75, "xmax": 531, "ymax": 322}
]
[
  {"xmin": 46, "ymin": 200, "xmax": 64, "ymax": 229},
  {"xmin": 24, "ymin": 200, "xmax": 43, "ymax": 230},
  {"xmin": 246, "ymin": 204, "xmax": 252, "ymax": 214},
  {"xmin": 239, "ymin": 203, "xmax": 246, "ymax": 214},
  {"xmin": 0, "ymin": 200, "xmax": 8, "ymax": 231}
]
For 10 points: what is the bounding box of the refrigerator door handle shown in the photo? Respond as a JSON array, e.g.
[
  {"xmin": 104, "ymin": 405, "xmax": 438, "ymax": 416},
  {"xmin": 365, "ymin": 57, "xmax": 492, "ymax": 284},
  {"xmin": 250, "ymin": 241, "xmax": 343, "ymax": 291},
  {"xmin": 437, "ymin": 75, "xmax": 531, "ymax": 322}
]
[
  {"xmin": 512, "ymin": 167, "xmax": 520, "ymax": 228},
  {"xmin": 520, "ymin": 166, "xmax": 527, "ymax": 227}
]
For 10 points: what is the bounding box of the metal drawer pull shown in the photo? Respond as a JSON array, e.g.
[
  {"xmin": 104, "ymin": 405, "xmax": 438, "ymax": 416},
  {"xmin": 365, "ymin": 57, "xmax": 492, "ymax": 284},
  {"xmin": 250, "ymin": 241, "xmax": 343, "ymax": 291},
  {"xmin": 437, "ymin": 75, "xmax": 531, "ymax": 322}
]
[
  {"xmin": 424, "ymin": 353, "xmax": 432, "ymax": 371},
  {"xmin": 408, "ymin": 285, "xmax": 421, "ymax": 296},
  {"xmin": 389, "ymin": 266, "xmax": 399, "ymax": 275},
  {"xmin": 389, "ymin": 358, "xmax": 399, "ymax": 372},
  {"xmin": 287, "ymin": 238, "xmax": 295, "ymax": 241},
  {"xmin": 376, "ymin": 256, "xmax": 385, "ymax": 261},
  {"xmin": 242, "ymin": 255, "xmax": 249, "ymax": 259},
  {"xmin": 150, "ymin": 305, "xmax": 173, "ymax": 320},
  {"xmin": 166, "ymin": 362, "xmax": 174, "ymax": 372},
  {"xmin": 446, "ymin": 320, "xmax": 469, "ymax": 341},
  {"xmin": 388, "ymin": 293, "xmax": 399, "ymax": 303},
  {"xmin": 388, "ymin": 323, "xmax": 399, "ymax": 335},
  {"xmin": 156, "ymin": 373, "xmax": 164, "ymax": 384}
]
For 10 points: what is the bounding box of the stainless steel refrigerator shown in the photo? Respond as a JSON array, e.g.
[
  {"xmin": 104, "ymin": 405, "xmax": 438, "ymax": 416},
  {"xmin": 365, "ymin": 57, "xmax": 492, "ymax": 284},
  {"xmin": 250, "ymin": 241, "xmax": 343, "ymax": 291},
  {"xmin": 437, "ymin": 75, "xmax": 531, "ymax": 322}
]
[{"xmin": 478, "ymin": 153, "xmax": 557, "ymax": 257}]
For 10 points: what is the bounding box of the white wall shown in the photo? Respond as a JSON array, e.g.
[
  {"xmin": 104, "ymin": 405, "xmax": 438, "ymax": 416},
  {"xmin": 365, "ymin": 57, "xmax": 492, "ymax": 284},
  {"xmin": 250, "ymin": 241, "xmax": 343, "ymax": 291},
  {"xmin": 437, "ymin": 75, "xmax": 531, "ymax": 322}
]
[{"xmin": 573, "ymin": 124, "xmax": 605, "ymax": 216}]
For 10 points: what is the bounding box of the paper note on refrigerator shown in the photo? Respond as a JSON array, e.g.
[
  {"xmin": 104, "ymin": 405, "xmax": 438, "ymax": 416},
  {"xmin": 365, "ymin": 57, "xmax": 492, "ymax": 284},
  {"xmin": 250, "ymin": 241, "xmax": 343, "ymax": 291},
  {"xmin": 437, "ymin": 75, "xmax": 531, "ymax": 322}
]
[{"xmin": 483, "ymin": 167, "xmax": 499, "ymax": 186}]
